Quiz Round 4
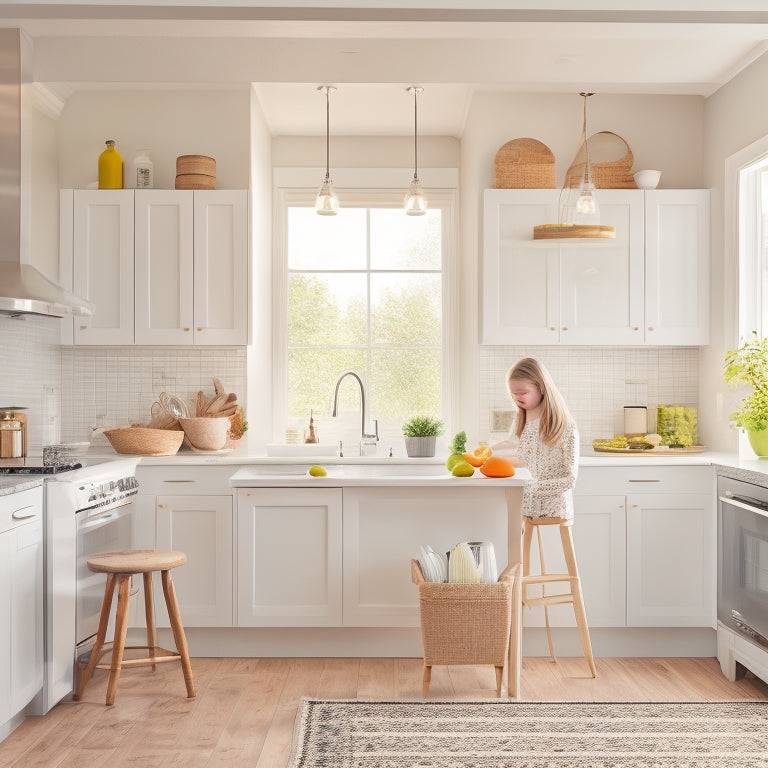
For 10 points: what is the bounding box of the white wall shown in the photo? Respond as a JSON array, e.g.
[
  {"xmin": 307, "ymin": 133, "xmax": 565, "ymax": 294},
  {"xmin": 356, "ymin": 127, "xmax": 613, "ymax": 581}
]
[
  {"xmin": 701, "ymin": 48, "xmax": 768, "ymax": 453},
  {"xmin": 57, "ymin": 88, "xmax": 251, "ymax": 190}
]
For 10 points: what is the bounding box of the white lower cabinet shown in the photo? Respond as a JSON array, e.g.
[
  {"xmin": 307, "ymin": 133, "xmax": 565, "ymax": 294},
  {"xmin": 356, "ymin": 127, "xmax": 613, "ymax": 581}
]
[
  {"xmin": 342, "ymin": 487, "xmax": 509, "ymax": 626},
  {"xmin": 1, "ymin": 488, "xmax": 44, "ymax": 726},
  {"xmin": 626, "ymin": 493, "xmax": 715, "ymax": 627},
  {"xmin": 155, "ymin": 495, "xmax": 234, "ymax": 627},
  {"xmin": 236, "ymin": 488, "xmax": 343, "ymax": 626}
]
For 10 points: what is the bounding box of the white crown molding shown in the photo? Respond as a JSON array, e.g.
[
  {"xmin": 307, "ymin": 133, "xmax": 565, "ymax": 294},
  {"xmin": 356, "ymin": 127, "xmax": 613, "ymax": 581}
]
[{"xmin": 25, "ymin": 81, "xmax": 65, "ymax": 120}]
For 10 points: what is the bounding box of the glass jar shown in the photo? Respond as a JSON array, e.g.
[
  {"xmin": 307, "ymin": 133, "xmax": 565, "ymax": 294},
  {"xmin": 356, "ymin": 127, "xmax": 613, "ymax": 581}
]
[
  {"xmin": 0, "ymin": 410, "xmax": 23, "ymax": 459},
  {"xmin": 132, "ymin": 148, "xmax": 154, "ymax": 189},
  {"xmin": 98, "ymin": 139, "xmax": 123, "ymax": 189}
]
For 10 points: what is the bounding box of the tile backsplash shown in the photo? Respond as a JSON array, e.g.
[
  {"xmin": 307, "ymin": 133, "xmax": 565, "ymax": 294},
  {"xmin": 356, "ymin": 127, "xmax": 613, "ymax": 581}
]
[
  {"xmin": 480, "ymin": 346, "xmax": 699, "ymax": 447},
  {"xmin": 59, "ymin": 346, "xmax": 247, "ymax": 442},
  {"xmin": 0, "ymin": 315, "xmax": 698, "ymax": 454},
  {"xmin": 0, "ymin": 315, "xmax": 62, "ymax": 453}
]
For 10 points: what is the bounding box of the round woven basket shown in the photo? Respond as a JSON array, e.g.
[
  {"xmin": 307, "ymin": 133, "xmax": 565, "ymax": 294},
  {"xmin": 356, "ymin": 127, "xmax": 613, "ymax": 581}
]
[
  {"xmin": 104, "ymin": 427, "xmax": 184, "ymax": 456},
  {"xmin": 494, "ymin": 138, "xmax": 556, "ymax": 189},
  {"xmin": 176, "ymin": 154, "xmax": 216, "ymax": 176},
  {"xmin": 175, "ymin": 173, "xmax": 216, "ymax": 190}
]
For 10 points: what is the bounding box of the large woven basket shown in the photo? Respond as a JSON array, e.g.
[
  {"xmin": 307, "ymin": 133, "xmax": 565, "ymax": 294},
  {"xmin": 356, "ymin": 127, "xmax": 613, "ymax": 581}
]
[
  {"xmin": 411, "ymin": 559, "xmax": 514, "ymax": 667},
  {"xmin": 494, "ymin": 138, "xmax": 556, "ymax": 189},
  {"xmin": 105, "ymin": 427, "xmax": 184, "ymax": 456},
  {"xmin": 564, "ymin": 131, "xmax": 636, "ymax": 189}
]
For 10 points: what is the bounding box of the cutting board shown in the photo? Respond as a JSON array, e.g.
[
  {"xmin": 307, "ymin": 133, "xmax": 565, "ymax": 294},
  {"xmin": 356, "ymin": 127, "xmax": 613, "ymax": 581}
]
[{"xmin": 592, "ymin": 445, "xmax": 707, "ymax": 455}]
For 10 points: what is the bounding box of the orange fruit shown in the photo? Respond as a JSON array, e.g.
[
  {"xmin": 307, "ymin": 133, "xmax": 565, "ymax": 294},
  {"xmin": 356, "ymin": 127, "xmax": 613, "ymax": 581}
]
[
  {"xmin": 461, "ymin": 451, "xmax": 486, "ymax": 467},
  {"xmin": 473, "ymin": 444, "xmax": 492, "ymax": 462},
  {"xmin": 479, "ymin": 456, "xmax": 516, "ymax": 478}
]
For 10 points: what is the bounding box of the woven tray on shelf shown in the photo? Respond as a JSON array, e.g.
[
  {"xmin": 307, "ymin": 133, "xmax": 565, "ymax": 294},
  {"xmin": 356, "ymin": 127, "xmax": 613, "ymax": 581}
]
[
  {"xmin": 564, "ymin": 131, "xmax": 637, "ymax": 189},
  {"xmin": 494, "ymin": 138, "xmax": 556, "ymax": 189}
]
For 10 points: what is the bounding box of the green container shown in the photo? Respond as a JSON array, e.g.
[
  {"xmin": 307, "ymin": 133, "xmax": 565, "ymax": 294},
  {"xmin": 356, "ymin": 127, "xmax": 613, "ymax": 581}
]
[
  {"xmin": 655, "ymin": 405, "xmax": 697, "ymax": 448},
  {"xmin": 748, "ymin": 428, "xmax": 768, "ymax": 457}
]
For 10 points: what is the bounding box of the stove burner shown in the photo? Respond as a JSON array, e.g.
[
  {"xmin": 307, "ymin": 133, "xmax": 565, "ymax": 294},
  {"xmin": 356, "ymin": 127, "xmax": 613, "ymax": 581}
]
[{"xmin": 0, "ymin": 462, "xmax": 83, "ymax": 474}]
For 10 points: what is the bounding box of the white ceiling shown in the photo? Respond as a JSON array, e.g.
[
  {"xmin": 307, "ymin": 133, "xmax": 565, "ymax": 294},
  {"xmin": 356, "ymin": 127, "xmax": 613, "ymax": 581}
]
[{"xmin": 4, "ymin": 5, "xmax": 768, "ymax": 136}]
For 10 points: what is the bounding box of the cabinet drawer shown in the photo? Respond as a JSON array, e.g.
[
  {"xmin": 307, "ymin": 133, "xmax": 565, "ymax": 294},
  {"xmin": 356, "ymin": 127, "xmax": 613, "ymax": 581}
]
[
  {"xmin": 576, "ymin": 465, "xmax": 713, "ymax": 496},
  {"xmin": 136, "ymin": 464, "xmax": 242, "ymax": 495}
]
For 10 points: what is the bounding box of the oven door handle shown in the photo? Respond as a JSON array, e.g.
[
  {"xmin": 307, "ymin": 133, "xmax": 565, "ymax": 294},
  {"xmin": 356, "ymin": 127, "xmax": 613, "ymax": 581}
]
[
  {"xmin": 719, "ymin": 494, "xmax": 768, "ymax": 520},
  {"xmin": 78, "ymin": 499, "xmax": 134, "ymax": 531}
]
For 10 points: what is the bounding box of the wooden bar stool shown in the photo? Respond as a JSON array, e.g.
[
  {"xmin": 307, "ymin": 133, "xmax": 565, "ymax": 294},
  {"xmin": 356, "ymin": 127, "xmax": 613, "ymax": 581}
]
[
  {"xmin": 522, "ymin": 517, "xmax": 596, "ymax": 677},
  {"xmin": 74, "ymin": 549, "xmax": 196, "ymax": 705}
]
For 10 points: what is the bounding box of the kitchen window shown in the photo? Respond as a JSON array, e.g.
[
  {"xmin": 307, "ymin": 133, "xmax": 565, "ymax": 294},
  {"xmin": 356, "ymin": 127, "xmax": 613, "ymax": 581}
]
[
  {"xmin": 274, "ymin": 175, "xmax": 458, "ymax": 448},
  {"xmin": 734, "ymin": 137, "xmax": 768, "ymax": 337}
]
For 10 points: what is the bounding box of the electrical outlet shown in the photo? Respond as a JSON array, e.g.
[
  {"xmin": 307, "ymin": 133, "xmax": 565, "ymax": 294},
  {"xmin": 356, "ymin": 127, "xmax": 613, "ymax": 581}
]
[{"xmin": 491, "ymin": 409, "xmax": 515, "ymax": 432}]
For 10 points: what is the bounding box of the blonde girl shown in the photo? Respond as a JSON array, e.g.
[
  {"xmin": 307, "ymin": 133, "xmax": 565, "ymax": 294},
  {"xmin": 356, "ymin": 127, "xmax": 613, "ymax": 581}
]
[{"xmin": 492, "ymin": 357, "xmax": 579, "ymax": 519}]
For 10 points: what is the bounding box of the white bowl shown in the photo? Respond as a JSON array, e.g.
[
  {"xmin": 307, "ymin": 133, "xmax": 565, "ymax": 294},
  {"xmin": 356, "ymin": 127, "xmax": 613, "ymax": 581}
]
[
  {"xmin": 178, "ymin": 416, "xmax": 230, "ymax": 451},
  {"xmin": 633, "ymin": 170, "xmax": 661, "ymax": 189}
]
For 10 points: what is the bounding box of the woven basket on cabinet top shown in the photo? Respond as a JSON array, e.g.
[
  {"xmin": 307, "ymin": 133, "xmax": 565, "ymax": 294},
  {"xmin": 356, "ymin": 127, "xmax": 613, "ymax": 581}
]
[
  {"xmin": 494, "ymin": 138, "xmax": 556, "ymax": 189},
  {"xmin": 563, "ymin": 131, "xmax": 637, "ymax": 189}
]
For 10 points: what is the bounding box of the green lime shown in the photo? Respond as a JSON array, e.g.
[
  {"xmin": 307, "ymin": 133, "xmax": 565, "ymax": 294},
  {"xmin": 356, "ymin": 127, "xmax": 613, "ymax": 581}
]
[
  {"xmin": 451, "ymin": 461, "xmax": 475, "ymax": 477},
  {"xmin": 308, "ymin": 465, "xmax": 327, "ymax": 477},
  {"xmin": 446, "ymin": 453, "xmax": 464, "ymax": 471}
]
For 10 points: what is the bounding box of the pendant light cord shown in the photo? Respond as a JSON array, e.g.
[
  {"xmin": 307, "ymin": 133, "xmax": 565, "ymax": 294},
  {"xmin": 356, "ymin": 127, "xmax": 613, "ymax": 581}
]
[
  {"xmin": 413, "ymin": 87, "xmax": 419, "ymax": 182},
  {"xmin": 325, "ymin": 86, "xmax": 331, "ymax": 181},
  {"xmin": 580, "ymin": 91, "xmax": 594, "ymax": 186}
]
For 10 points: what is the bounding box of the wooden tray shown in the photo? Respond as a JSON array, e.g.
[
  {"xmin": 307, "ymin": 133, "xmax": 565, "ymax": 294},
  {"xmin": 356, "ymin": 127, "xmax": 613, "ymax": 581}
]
[{"xmin": 592, "ymin": 445, "xmax": 707, "ymax": 455}]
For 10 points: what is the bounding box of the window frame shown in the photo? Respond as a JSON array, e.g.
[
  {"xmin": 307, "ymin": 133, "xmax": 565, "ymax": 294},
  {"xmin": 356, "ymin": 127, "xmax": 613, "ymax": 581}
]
[{"xmin": 272, "ymin": 167, "xmax": 459, "ymax": 444}]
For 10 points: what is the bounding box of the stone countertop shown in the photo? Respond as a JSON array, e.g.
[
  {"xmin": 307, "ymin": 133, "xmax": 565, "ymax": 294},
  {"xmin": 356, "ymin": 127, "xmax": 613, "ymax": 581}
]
[{"xmin": 0, "ymin": 476, "xmax": 44, "ymax": 497}]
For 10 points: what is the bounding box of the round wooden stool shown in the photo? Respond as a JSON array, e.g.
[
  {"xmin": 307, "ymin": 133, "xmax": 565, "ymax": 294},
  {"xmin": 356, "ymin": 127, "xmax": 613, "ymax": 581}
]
[
  {"xmin": 74, "ymin": 549, "xmax": 196, "ymax": 705},
  {"xmin": 522, "ymin": 517, "xmax": 597, "ymax": 677}
]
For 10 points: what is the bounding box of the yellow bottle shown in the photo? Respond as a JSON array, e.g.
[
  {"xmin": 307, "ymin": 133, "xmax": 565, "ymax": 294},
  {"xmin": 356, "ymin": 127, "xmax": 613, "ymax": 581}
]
[{"xmin": 98, "ymin": 139, "xmax": 123, "ymax": 189}]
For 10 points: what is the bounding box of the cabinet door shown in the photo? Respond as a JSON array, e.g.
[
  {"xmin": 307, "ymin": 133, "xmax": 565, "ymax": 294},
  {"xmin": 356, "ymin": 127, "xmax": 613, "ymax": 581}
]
[
  {"xmin": 560, "ymin": 191, "xmax": 644, "ymax": 345},
  {"xmin": 482, "ymin": 189, "xmax": 560, "ymax": 344},
  {"xmin": 0, "ymin": 528, "xmax": 11, "ymax": 724},
  {"xmin": 72, "ymin": 189, "xmax": 134, "ymax": 344},
  {"xmin": 155, "ymin": 495, "xmax": 234, "ymax": 627},
  {"xmin": 236, "ymin": 488, "xmax": 342, "ymax": 626},
  {"xmin": 342, "ymin": 487, "xmax": 508, "ymax": 626},
  {"xmin": 10, "ymin": 516, "xmax": 43, "ymax": 713},
  {"xmin": 134, "ymin": 190, "xmax": 194, "ymax": 345},
  {"xmin": 644, "ymin": 190, "xmax": 710, "ymax": 345},
  {"xmin": 626, "ymin": 492, "xmax": 715, "ymax": 626},
  {"xmin": 523, "ymin": 495, "xmax": 626, "ymax": 628},
  {"xmin": 193, "ymin": 190, "xmax": 248, "ymax": 345}
]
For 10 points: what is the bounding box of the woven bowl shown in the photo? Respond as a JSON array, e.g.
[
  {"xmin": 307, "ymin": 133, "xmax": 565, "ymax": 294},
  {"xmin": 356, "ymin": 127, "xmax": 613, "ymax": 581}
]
[
  {"xmin": 178, "ymin": 416, "xmax": 230, "ymax": 451},
  {"xmin": 104, "ymin": 427, "xmax": 184, "ymax": 456}
]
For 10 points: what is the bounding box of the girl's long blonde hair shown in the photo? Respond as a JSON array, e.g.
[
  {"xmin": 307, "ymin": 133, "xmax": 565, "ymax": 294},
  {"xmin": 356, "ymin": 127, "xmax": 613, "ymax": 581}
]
[{"xmin": 507, "ymin": 357, "xmax": 572, "ymax": 447}]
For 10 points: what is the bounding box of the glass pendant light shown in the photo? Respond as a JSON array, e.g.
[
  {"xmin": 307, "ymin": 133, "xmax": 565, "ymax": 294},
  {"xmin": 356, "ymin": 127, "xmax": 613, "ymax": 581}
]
[
  {"xmin": 404, "ymin": 86, "xmax": 427, "ymax": 216},
  {"xmin": 315, "ymin": 85, "xmax": 338, "ymax": 216},
  {"xmin": 575, "ymin": 91, "xmax": 599, "ymax": 224}
]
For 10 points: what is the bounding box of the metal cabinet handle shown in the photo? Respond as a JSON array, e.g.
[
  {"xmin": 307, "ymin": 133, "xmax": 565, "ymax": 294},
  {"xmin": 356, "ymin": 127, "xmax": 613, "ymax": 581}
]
[
  {"xmin": 12, "ymin": 505, "xmax": 38, "ymax": 520},
  {"xmin": 629, "ymin": 479, "xmax": 661, "ymax": 483}
]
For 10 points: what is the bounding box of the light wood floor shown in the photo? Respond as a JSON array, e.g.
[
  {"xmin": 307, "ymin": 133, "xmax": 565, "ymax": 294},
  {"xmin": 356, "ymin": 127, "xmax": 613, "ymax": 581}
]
[{"xmin": 2, "ymin": 656, "xmax": 767, "ymax": 767}]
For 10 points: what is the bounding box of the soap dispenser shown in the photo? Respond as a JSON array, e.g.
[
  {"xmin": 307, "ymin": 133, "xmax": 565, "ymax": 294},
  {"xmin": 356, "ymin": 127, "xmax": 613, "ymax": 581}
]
[{"xmin": 304, "ymin": 410, "xmax": 319, "ymax": 444}]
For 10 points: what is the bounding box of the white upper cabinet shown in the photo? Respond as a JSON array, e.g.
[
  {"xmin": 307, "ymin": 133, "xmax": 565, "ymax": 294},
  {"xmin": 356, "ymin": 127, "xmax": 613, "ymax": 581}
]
[
  {"xmin": 135, "ymin": 190, "xmax": 195, "ymax": 345},
  {"xmin": 62, "ymin": 189, "xmax": 248, "ymax": 346},
  {"xmin": 63, "ymin": 190, "xmax": 135, "ymax": 345},
  {"xmin": 481, "ymin": 188, "xmax": 710, "ymax": 345},
  {"xmin": 644, "ymin": 189, "xmax": 710, "ymax": 345},
  {"xmin": 192, "ymin": 190, "xmax": 249, "ymax": 346}
]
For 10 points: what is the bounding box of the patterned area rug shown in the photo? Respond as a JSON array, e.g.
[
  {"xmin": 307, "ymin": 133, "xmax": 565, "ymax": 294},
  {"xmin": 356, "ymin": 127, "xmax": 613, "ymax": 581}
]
[{"xmin": 287, "ymin": 699, "xmax": 768, "ymax": 768}]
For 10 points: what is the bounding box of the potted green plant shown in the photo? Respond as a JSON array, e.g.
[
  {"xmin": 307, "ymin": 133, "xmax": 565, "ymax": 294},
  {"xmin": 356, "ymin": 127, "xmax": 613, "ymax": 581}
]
[
  {"xmin": 723, "ymin": 331, "xmax": 768, "ymax": 456},
  {"xmin": 402, "ymin": 415, "xmax": 444, "ymax": 458}
]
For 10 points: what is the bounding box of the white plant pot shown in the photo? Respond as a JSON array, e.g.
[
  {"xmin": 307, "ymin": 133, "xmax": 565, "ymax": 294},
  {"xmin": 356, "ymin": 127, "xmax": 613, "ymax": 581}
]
[{"xmin": 404, "ymin": 436, "xmax": 437, "ymax": 457}]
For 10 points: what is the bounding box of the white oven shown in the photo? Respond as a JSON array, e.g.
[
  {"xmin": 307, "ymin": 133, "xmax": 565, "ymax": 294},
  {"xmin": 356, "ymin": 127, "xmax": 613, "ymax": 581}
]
[
  {"xmin": 31, "ymin": 458, "xmax": 139, "ymax": 714},
  {"xmin": 717, "ymin": 475, "xmax": 768, "ymax": 685}
]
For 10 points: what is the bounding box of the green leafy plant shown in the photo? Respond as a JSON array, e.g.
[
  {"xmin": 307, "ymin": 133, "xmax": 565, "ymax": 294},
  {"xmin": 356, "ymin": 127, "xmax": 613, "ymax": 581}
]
[
  {"xmin": 723, "ymin": 332, "xmax": 768, "ymax": 432},
  {"xmin": 448, "ymin": 430, "xmax": 467, "ymax": 454},
  {"xmin": 402, "ymin": 415, "xmax": 445, "ymax": 437}
]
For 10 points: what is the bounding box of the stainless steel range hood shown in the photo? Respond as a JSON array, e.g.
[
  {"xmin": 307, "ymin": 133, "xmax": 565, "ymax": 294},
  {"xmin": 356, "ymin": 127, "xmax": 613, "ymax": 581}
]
[{"xmin": 0, "ymin": 28, "xmax": 93, "ymax": 318}]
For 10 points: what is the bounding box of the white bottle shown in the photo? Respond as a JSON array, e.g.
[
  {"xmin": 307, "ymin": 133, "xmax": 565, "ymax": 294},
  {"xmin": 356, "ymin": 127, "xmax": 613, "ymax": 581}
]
[{"xmin": 132, "ymin": 149, "xmax": 154, "ymax": 189}]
